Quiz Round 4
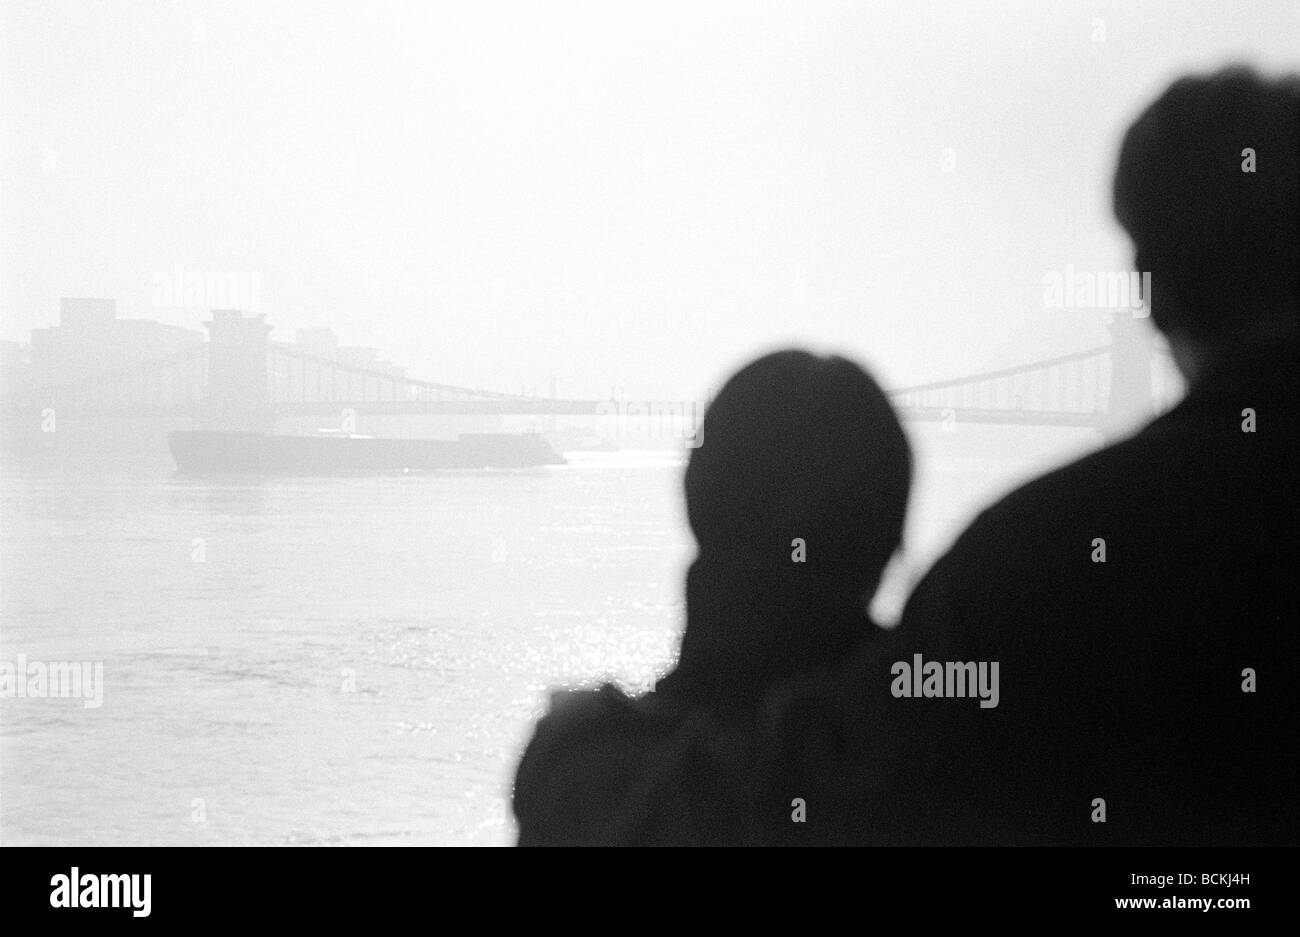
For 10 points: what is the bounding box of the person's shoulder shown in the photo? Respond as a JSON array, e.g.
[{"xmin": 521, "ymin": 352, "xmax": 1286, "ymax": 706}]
[
  {"xmin": 897, "ymin": 427, "xmax": 1173, "ymax": 635},
  {"xmin": 542, "ymin": 682, "xmax": 635, "ymax": 728},
  {"xmin": 519, "ymin": 683, "xmax": 647, "ymax": 769},
  {"xmin": 953, "ymin": 424, "xmax": 1172, "ymax": 549},
  {"xmin": 512, "ymin": 683, "xmax": 672, "ymax": 844}
]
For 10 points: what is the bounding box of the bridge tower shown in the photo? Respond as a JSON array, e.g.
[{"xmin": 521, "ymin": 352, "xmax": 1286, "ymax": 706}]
[
  {"xmin": 1105, "ymin": 308, "xmax": 1156, "ymax": 435},
  {"xmin": 203, "ymin": 310, "xmax": 272, "ymax": 432}
]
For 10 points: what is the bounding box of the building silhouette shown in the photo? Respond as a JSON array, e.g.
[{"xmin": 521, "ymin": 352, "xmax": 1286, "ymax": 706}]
[{"xmin": 29, "ymin": 298, "xmax": 205, "ymax": 388}]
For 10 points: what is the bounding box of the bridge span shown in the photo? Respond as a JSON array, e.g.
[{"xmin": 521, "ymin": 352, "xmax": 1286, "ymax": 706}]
[{"xmin": 5, "ymin": 309, "xmax": 1173, "ymax": 435}]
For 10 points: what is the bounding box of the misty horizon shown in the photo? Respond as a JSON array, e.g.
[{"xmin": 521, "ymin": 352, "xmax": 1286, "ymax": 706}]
[{"xmin": 4, "ymin": 1, "xmax": 1296, "ymax": 399}]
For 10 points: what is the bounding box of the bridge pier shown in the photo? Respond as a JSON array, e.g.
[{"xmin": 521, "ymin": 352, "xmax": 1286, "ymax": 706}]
[{"xmin": 203, "ymin": 310, "xmax": 272, "ymax": 432}]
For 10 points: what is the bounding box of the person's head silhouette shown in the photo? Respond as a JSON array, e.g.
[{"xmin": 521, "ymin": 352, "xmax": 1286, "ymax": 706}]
[
  {"xmin": 1113, "ymin": 65, "xmax": 1299, "ymax": 383},
  {"xmin": 661, "ymin": 350, "xmax": 911, "ymax": 707}
]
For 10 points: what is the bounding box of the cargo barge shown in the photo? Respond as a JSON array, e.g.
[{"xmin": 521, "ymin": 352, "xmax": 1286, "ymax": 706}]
[{"xmin": 168, "ymin": 430, "xmax": 565, "ymax": 474}]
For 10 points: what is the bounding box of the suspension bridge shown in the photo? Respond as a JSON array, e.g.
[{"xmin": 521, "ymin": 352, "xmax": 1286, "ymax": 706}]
[{"xmin": 3, "ymin": 309, "xmax": 1172, "ymax": 435}]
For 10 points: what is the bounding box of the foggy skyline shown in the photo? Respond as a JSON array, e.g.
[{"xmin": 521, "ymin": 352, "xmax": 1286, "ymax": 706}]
[{"xmin": 3, "ymin": 0, "xmax": 1296, "ymax": 399}]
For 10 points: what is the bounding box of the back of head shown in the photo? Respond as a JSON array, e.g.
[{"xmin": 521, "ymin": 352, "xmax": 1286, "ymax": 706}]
[
  {"xmin": 685, "ymin": 349, "xmax": 911, "ymax": 596},
  {"xmin": 665, "ymin": 350, "xmax": 911, "ymax": 708},
  {"xmin": 1113, "ymin": 66, "xmax": 1300, "ymax": 344}
]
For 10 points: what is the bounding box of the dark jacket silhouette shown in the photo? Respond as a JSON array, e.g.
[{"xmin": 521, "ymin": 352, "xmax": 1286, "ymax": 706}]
[
  {"xmin": 513, "ymin": 350, "xmax": 911, "ymax": 845},
  {"xmin": 843, "ymin": 68, "xmax": 1300, "ymax": 845},
  {"xmin": 846, "ymin": 340, "xmax": 1298, "ymax": 844}
]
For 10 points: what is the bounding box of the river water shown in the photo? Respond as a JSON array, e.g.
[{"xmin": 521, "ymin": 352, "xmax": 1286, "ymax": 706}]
[{"xmin": 0, "ymin": 424, "xmax": 1099, "ymax": 845}]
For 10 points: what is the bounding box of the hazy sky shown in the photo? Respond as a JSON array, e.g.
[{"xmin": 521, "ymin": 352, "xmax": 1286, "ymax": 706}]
[{"xmin": 2, "ymin": 0, "xmax": 1296, "ymax": 398}]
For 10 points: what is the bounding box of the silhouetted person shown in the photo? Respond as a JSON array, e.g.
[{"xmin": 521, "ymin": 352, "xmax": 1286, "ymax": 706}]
[
  {"xmin": 846, "ymin": 66, "xmax": 1299, "ymax": 845},
  {"xmin": 512, "ymin": 350, "xmax": 911, "ymax": 845}
]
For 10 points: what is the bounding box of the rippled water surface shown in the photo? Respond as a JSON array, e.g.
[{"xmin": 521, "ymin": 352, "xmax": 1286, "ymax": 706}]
[{"xmin": 0, "ymin": 427, "xmax": 1097, "ymax": 845}]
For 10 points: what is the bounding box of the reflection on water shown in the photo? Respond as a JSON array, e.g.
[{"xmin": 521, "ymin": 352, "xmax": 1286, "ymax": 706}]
[{"xmin": 0, "ymin": 428, "xmax": 1098, "ymax": 844}]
